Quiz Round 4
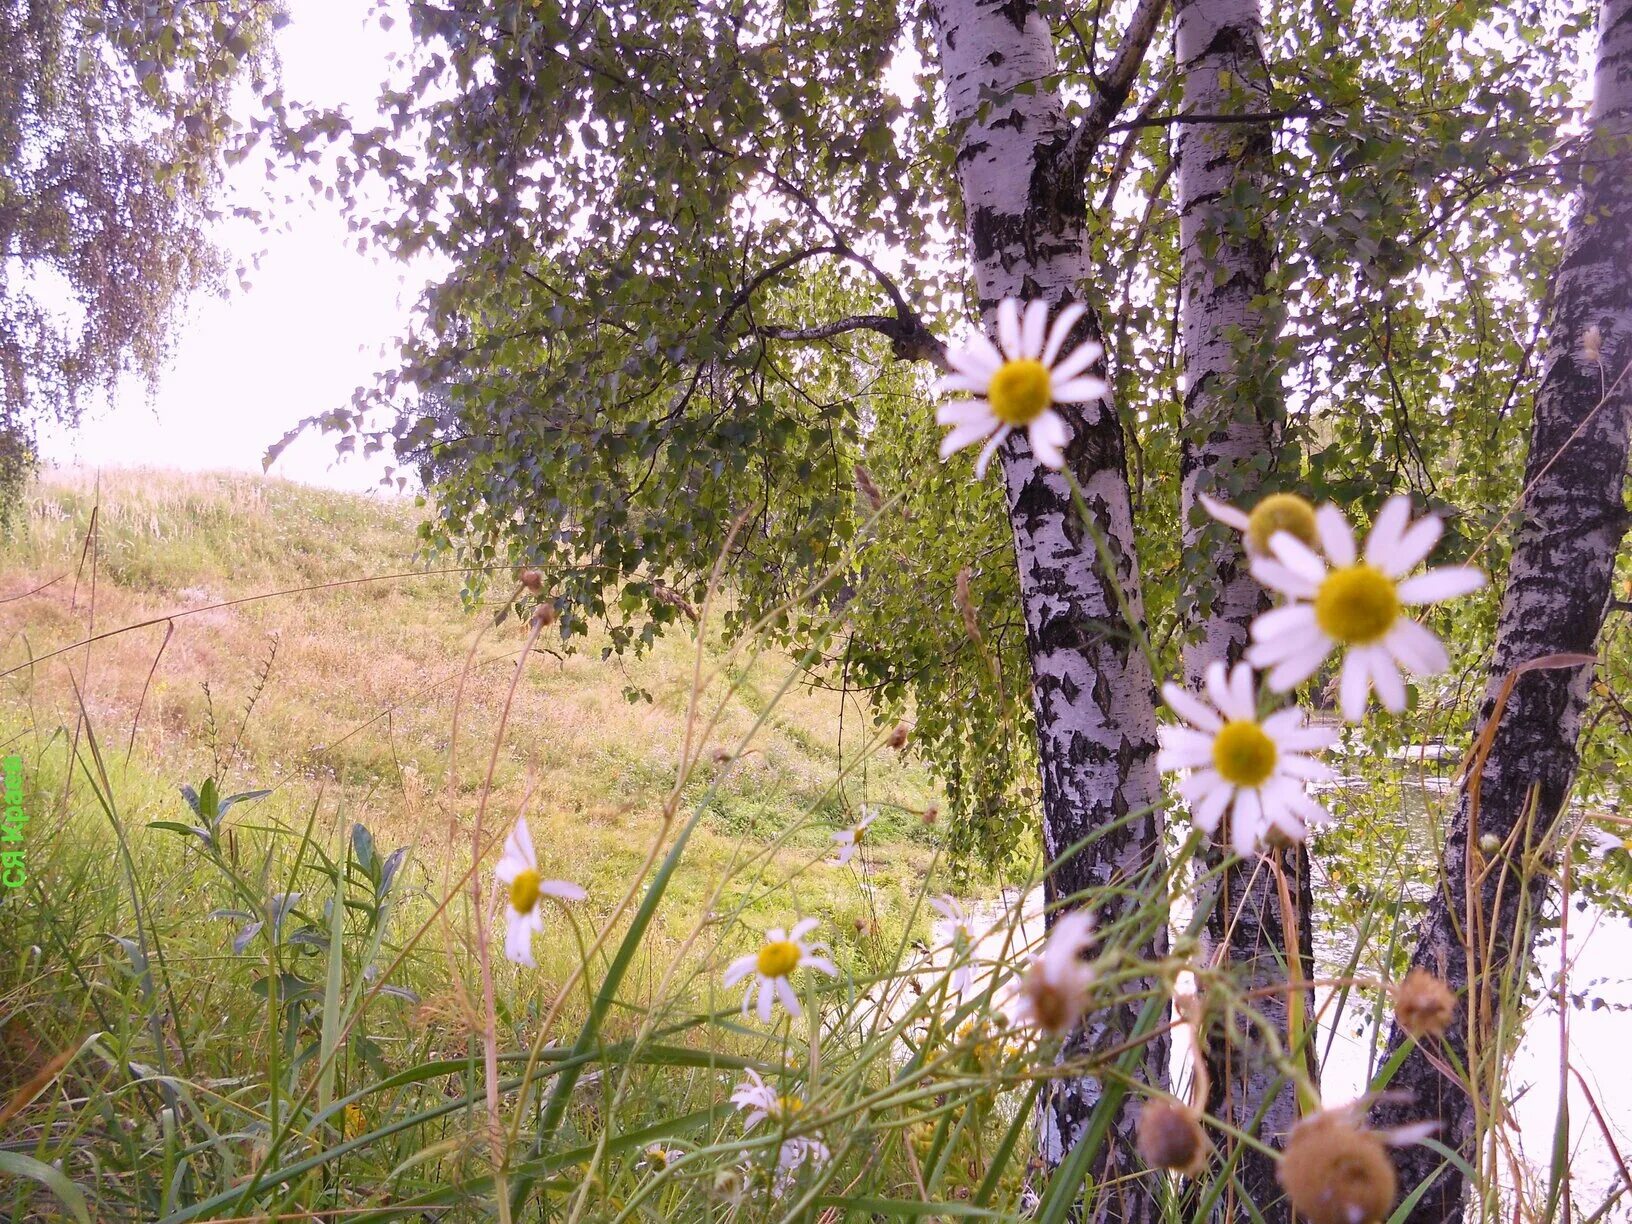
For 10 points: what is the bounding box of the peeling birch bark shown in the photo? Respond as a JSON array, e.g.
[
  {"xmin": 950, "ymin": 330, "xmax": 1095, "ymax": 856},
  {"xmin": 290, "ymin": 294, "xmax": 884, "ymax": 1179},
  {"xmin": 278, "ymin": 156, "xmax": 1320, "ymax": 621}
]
[
  {"xmin": 1171, "ymin": 1, "xmax": 1310, "ymax": 1217},
  {"xmin": 927, "ymin": 1, "xmax": 1168, "ymax": 1216},
  {"xmin": 1374, "ymin": 1, "xmax": 1632, "ymax": 1218}
]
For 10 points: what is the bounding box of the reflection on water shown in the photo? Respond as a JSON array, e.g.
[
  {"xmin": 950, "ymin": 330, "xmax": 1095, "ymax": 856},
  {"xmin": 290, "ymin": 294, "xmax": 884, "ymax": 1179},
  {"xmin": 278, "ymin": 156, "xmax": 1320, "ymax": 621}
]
[{"xmin": 929, "ymin": 770, "xmax": 1632, "ymax": 1213}]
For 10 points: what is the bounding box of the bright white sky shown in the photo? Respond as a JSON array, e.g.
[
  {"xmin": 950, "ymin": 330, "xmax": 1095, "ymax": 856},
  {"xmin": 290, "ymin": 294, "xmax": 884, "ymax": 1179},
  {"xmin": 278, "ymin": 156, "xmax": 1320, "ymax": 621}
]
[{"xmin": 40, "ymin": 0, "xmax": 416, "ymax": 493}]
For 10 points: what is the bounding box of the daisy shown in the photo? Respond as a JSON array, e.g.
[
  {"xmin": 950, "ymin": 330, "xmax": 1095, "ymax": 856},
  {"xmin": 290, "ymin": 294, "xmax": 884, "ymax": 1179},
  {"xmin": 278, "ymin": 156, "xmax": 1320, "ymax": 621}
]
[
  {"xmin": 722, "ymin": 918, "xmax": 839, "ymax": 1022},
  {"xmin": 637, "ymin": 1144, "xmax": 684, "ymax": 1173},
  {"xmin": 1012, "ymin": 909, "xmax": 1097, "ymax": 1036},
  {"xmin": 1158, "ymin": 661, "xmax": 1337, "ymax": 857},
  {"xmin": 831, "ymin": 806, "xmax": 878, "ymax": 866},
  {"xmin": 1580, "ymin": 824, "xmax": 1632, "ymax": 858},
  {"xmin": 1199, "ymin": 490, "xmax": 1320, "ymax": 557},
  {"xmin": 493, "ymin": 816, "xmax": 586, "ymax": 968},
  {"xmin": 774, "ymin": 1135, "xmax": 831, "ymax": 1190},
  {"xmin": 929, "ymin": 894, "xmax": 978, "ymax": 996},
  {"xmin": 935, "ymin": 297, "xmax": 1107, "ymax": 477},
  {"xmin": 1247, "ymin": 497, "xmax": 1485, "ymax": 722},
  {"xmin": 730, "ymin": 1068, "xmax": 803, "ymax": 1130}
]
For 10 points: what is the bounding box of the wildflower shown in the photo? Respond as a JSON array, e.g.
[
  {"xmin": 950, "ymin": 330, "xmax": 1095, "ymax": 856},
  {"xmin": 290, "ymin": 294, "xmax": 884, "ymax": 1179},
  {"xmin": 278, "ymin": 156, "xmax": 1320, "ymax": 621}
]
[
  {"xmin": 936, "ymin": 298, "xmax": 1106, "ymax": 477},
  {"xmin": 637, "ymin": 1144, "xmax": 684, "ymax": 1174},
  {"xmin": 775, "ymin": 1135, "xmax": 831, "ymax": 1188},
  {"xmin": 1136, "ymin": 1100, "xmax": 1210, "ymax": 1177},
  {"xmin": 342, "ymin": 1102, "xmax": 367, "ymax": 1141},
  {"xmin": 722, "ymin": 918, "xmax": 838, "ymax": 1022},
  {"xmin": 711, "ymin": 1163, "xmax": 750, "ymax": 1204},
  {"xmin": 1200, "ymin": 491, "xmax": 1320, "ymax": 557},
  {"xmin": 493, "ymin": 816, "xmax": 586, "ymax": 968},
  {"xmin": 1158, "ymin": 661, "xmax": 1337, "ymax": 856},
  {"xmin": 1013, "ymin": 909, "xmax": 1096, "ymax": 1036},
  {"xmin": 929, "ymin": 894, "xmax": 978, "ymax": 996},
  {"xmin": 1581, "ymin": 823, "xmax": 1632, "ymax": 858},
  {"xmin": 886, "ymin": 722, "xmax": 910, "ymax": 750},
  {"xmin": 1247, "ymin": 497, "xmax": 1485, "ymax": 721},
  {"xmin": 1277, "ymin": 1099, "xmax": 1438, "ymax": 1224},
  {"xmin": 832, "ymin": 806, "xmax": 878, "ymax": 867},
  {"xmin": 1392, "ymin": 968, "xmax": 1457, "ymax": 1039},
  {"xmin": 730, "ymin": 1069, "xmax": 805, "ymax": 1130}
]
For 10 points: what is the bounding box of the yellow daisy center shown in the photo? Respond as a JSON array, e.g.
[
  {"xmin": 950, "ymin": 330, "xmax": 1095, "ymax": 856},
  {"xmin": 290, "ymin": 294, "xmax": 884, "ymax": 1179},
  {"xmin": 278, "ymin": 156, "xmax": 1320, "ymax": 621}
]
[
  {"xmin": 988, "ymin": 359, "xmax": 1052, "ymax": 426},
  {"xmin": 1245, "ymin": 493, "xmax": 1319, "ymax": 554},
  {"xmin": 1315, "ymin": 563, "xmax": 1400, "ymax": 644},
  {"xmin": 756, "ymin": 939, "xmax": 802, "ymax": 979},
  {"xmin": 1211, "ymin": 720, "xmax": 1278, "ymax": 788},
  {"xmin": 776, "ymin": 1095, "xmax": 804, "ymax": 1118},
  {"xmin": 509, "ymin": 868, "xmax": 541, "ymax": 915}
]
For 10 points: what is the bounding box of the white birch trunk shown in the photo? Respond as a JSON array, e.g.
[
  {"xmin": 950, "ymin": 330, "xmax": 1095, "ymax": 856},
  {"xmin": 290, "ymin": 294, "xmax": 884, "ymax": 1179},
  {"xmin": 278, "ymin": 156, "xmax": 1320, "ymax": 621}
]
[
  {"xmin": 928, "ymin": 1, "xmax": 1168, "ymax": 1216},
  {"xmin": 1375, "ymin": 1, "xmax": 1632, "ymax": 1217},
  {"xmin": 1172, "ymin": 1, "xmax": 1310, "ymax": 1216}
]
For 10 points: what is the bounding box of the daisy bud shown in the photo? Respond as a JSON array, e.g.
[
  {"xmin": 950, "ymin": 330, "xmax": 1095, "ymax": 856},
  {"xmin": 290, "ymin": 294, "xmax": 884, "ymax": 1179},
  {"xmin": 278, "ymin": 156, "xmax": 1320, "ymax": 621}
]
[
  {"xmin": 887, "ymin": 722, "xmax": 910, "ymax": 750},
  {"xmin": 1137, "ymin": 1100, "xmax": 1210, "ymax": 1176},
  {"xmin": 517, "ymin": 568, "xmax": 543, "ymax": 592},
  {"xmin": 530, "ymin": 603, "xmax": 557, "ymax": 629},
  {"xmin": 711, "ymin": 1165, "xmax": 747, "ymax": 1204},
  {"xmin": 1478, "ymin": 832, "xmax": 1502, "ymax": 855},
  {"xmin": 1393, "ymin": 968, "xmax": 1456, "ymax": 1038}
]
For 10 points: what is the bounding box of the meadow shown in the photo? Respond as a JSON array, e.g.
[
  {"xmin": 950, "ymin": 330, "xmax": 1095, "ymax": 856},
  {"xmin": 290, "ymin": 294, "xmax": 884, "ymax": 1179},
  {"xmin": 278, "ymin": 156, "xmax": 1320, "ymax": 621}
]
[{"xmin": 1, "ymin": 469, "xmax": 1627, "ymax": 1223}]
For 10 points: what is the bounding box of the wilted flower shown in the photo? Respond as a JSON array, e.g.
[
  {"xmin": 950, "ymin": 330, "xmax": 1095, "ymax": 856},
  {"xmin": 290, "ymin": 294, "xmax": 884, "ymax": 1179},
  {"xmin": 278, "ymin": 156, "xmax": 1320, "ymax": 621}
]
[
  {"xmin": 1248, "ymin": 497, "xmax": 1485, "ymax": 721},
  {"xmin": 493, "ymin": 816, "xmax": 586, "ymax": 968},
  {"xmin": 936, "ymin": 298, "xmax": 1106, "ymax": 476},
  {"xmin": 774, "ymin": 1135, "xmax": 831, "ymax": 1190},
  {"xmin": 722, "ymin": 918, "xmax": 838, "ymax": 1023},
  {"xmin": 1392, "ymin": 968, "xmax": 1457, "ymax": 1039},
  {"xmin": 1136, "ymin": 1099, "xmax": 1210, "ymax": 1177},
  {"xmin": 1013, "ymin": 910, "xmax": 1096, "ymax": 1036},
  {"xmin": 1200, "ymin": 491, "xmax": 1320, "ymax": 557},
  {"xmin": 832, "ymin": 806, "xmax": 878, "ymax": 867},
  {"xmin": 1277, "ymin": 1098, "xmax": 1438, "ymax": 1224},
  {"xmin": 1158, "ymin": 661, "xmax": 1337, "ymax": 856}
]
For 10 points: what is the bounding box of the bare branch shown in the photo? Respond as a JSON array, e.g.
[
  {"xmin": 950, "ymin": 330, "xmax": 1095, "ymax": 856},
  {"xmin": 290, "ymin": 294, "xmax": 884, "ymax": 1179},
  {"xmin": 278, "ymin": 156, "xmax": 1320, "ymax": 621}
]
[{"xmin": 1061, "ymin": 0, "xmax": 1171, "ymax": 176}]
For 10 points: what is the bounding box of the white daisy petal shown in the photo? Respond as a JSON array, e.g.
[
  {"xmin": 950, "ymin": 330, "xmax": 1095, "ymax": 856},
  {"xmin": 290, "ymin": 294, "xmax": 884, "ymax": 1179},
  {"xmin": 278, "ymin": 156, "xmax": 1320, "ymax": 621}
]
[
  {"xmin": 1260, "ymin": 637, "xmax": 1333, "ymax": 691},
  {"xmin": 997, "ymin": 299, "xmax": 1022, "ymax": 360},
  {"xmin": 1157, "ymin": 742, "xmax": 1217, "ymax": 771},
  {"xmin": 1365, "ymin": 496, "xmax": 1413, "ymax": 566},
  {"xmin": 1029, "ymin": 411, "xmax": 1069, "ymax": 469},
  {"xmin": 1316, "ymin": 505, "xmax": 1357, "ymax": 566},
  {"xmin": 803, "ymin": 955, "xmax": 838, "ymax": 977},
  {"xmin": 1384, "ymin": 618, "xmax": 1450, "ymax": 676},
  {"xmin": 940, "ymin": 419, "xmax": 995, "ymax": 459},
  {"xmin": 758, "ymin": 981, "xmax": 775, "ymax": 1024},
  {"xmin": 774, "ymin": 975, "xmax": 802, "ymax": 1018},
  {"xmin": 1277, "ymin": 753, "xmax": 1333, "ymax": 782},
  {"xmin": 1021, "ymin": 298, "xmax": 1050, "ymax": 358},
  {"xmin": 1267, "ymin": 532, "xmax": 1329, "ymax": 586},
  {"xmin": 790, "ymin": 917, "xmax": 819, "ymax": 940},
  {"xmin": 1279, "ymin": 723, "xmax": 1340, "ymax": 752},
  {"xmin": 723, "ymin": 955, "xmax": 758, "ymax": 987},
  {"xmin": 1042, "ymin": 302, "xmax": 1087, "ymax": 366},
  {"xmin": 1178, "ymin": 769, "xmax": 1227, "ymax": 805},
  {"xmin": 1226, "ymin": 663, "xmax": 1257, "ymax": 721},
  {"xmin": 1252, "ymin": 603, "xmax": 1321, "ymax": 640},
  {"xmin": 1250, "ymin": 558, "xmax": 1321, "ymax": 600},
  {"xmin": 1161, "ymin": 683, "xmax": 1224, "ymax": 732},
  {"xmin": 1384, "ymin": 516, "xmax": 1444, "ymax": 578},
  {"xmin": 1051, "ymin": 375, "xmax": 1109, "ymax": 403},
  {"xmin": 956, "ymin": 332, "xmax": 1005, "ymax": 376},
  {"xmin": 1397, "ymin": 566, "xmax": 1485, "ymax": 605},
  {"xmin": 937, "ymin": 399, "xmax": 996, "ymax": 426},
  {"xmin": 539, "ymin": 880, "xmax": 587, "ymax": 901},
  {"xmin": 1204, "ymin": 660, "xmax": 1234, "ymax": 713},
  {"xmin": 1194, "ymin": 782, "xmax": 1233, "ymax": 834},
  {"xmin": 1048, "ymin": 337, "xmax": 1104, "ymax": 383},
  {"xmin": 974, "ymin": 426, "xmax": 1009, "ymax": 478},
  {"xmin": 935, "ymin": 372, "xmax": 991, "ymax": 396},
  {"xmin": 1369, "ymin": 647, "xmax": 1407, "ymax": 712},
  {"xmin": 1339, "ymin": 652, "xmax": 1373, "ymax": 722},
  {"xmin": 1200, "ymin": 493, "xmax": 1251, "ymax": 531}
]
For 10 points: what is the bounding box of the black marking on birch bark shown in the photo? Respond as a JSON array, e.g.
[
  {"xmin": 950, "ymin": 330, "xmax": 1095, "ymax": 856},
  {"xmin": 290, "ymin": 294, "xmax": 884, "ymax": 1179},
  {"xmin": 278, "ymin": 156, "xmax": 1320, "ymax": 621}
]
[{"xmin": 1373, "ymin": 2, "xmax": 1632, "ymax": 1217}]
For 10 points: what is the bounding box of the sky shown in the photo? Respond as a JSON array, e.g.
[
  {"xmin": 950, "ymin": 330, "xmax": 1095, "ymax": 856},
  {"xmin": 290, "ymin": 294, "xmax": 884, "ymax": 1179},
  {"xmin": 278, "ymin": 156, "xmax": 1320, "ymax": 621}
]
[{"xmin": 39, "ymin": 0, "xmax": 418, "ymax": 493}]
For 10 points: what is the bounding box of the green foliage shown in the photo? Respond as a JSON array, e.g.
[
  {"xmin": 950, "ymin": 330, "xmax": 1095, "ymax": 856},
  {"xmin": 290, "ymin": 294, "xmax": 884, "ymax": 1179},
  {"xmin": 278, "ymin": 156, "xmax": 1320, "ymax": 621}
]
[{"xmin": 0, "ymin": 0, "xmax": 276, "ymax": 506}]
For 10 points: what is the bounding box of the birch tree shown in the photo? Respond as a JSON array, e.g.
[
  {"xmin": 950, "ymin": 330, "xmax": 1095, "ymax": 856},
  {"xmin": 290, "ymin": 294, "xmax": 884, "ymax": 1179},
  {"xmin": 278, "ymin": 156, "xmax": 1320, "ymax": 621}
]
[
  {"xmin": 1170, "ymin": 0, "xmax": 1310, "ymax": 1215},
  {"xmin": 1374, "ymin": 0, "xmax": 1632, "ymax": 1217}
]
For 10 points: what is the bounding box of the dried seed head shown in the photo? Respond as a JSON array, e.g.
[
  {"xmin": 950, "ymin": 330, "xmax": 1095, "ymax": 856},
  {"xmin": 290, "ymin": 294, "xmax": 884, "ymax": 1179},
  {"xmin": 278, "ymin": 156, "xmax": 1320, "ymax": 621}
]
[
  {"xmin": 711, "ymin": 747, "xmax": 734, "ymax": 765},
  {"xmin": 1277, "ymin": 1112, "xmax": 1397, "ymax": 1224},
  {"xmin": 1478, "ymin": 832, "xmax": 1502, "ymax": 855},
  {"xmin": 517, "ymin": 568, "xmax": 543, "ymax": 593},
  {"xmin": 1137, "ymin": 1100, "xmax": 1210, "ymax": 1177},
  {"xmin": 1393, "ymin": 968, "xmax": 1456, "ymax": 1038},
  {"xmin": 887, "ymin": 722, "xmax": 910, "ymax": 750},
  {"xmin": 1584, "ymin": 324, "xmax": 1603, "ymax": 363},
  {"xmin": 921, "ymin": 806, "xmax": 939, "ymax": 826},
  {"xmin": 855, "ymin": 463, "xmax": 884, "ymax": 512},
  {"xmin": 530, "ymin": 603, "xmax": 557, "ymax": 629},
  {"xmin": 954, "ymin": 566, "xmax": 983, "ymax": 644}
]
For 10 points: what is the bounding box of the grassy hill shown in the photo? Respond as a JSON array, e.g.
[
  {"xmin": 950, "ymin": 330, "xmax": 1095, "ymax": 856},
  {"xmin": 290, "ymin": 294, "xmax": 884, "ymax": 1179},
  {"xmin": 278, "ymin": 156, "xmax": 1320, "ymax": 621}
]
[{"xmin": 0, "ymin": 468, "xmax": 962, "ymax": 1220}]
